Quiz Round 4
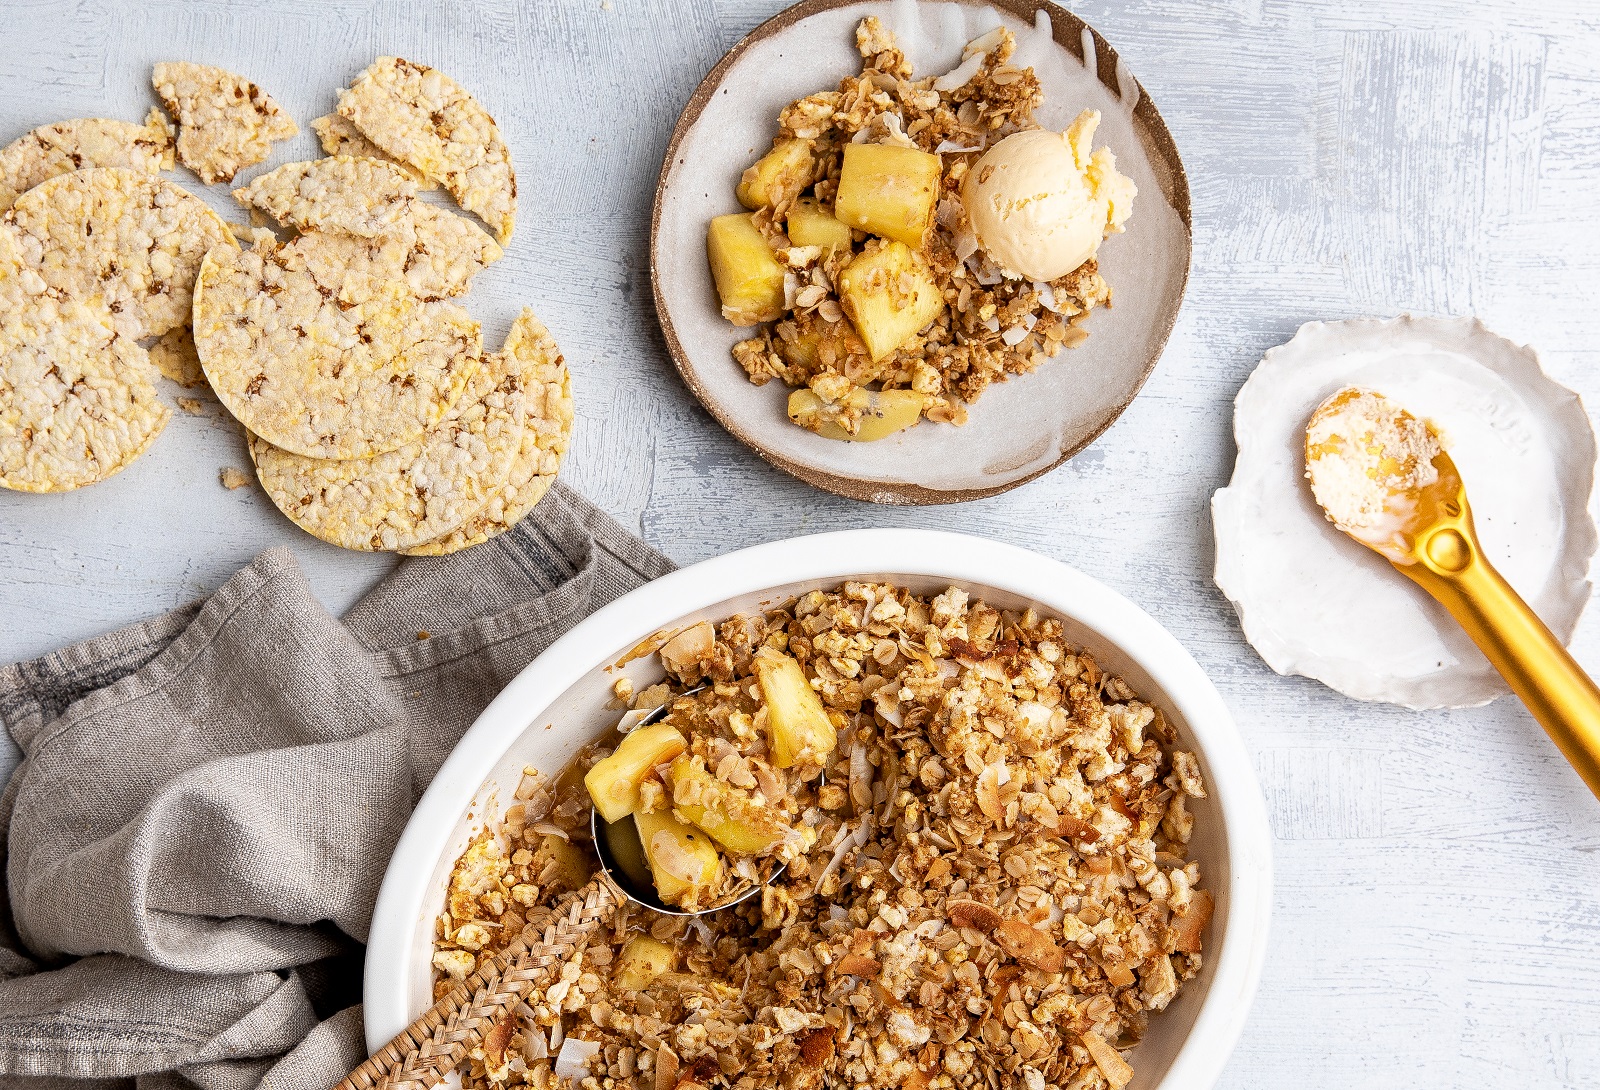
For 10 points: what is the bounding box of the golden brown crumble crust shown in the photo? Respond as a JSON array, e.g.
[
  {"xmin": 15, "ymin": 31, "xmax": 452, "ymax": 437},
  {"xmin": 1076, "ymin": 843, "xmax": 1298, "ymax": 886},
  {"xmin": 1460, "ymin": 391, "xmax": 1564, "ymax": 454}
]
[
  {"xmin": 434, "ymin": 582, "xmax": 1210, "ymax": 1090},
  {"xmin": 732, "ymin": 19, "xmax": 1113, "ymax": 436}
]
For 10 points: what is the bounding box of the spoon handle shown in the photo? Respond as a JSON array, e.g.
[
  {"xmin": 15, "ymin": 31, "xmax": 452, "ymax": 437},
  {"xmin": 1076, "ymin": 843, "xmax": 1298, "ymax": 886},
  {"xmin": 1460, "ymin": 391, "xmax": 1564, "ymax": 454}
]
[{"xmin": 1398, "ymin": 524, "xmax": 1600, "ymax": 801}]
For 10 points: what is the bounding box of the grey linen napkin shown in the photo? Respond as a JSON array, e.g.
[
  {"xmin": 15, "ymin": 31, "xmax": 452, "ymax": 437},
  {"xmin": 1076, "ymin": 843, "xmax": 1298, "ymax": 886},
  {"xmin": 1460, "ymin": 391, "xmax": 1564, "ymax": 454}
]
[{"xmin": 0, "ymin": 484, "xmax": 675, "ymax": 1090}]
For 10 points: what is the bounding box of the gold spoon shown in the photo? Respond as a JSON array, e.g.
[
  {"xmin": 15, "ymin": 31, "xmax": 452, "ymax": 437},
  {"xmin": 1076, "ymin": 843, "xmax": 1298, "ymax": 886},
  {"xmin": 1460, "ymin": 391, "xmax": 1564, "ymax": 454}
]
[{"xmin": 1306, "ymin": 387, "xmax": 1600, "ymax": 801}]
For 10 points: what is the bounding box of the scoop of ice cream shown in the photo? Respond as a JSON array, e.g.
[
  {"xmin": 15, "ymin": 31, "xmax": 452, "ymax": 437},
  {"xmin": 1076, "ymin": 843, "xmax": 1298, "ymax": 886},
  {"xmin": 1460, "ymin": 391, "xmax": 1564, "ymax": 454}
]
[
  {"xmin": 1305, "ymin": 387, "xmax": 1445, "ymax": 557},
  {"xmin": 960, "ymin": 110, "xmax": 1136, "ymax": 282}
]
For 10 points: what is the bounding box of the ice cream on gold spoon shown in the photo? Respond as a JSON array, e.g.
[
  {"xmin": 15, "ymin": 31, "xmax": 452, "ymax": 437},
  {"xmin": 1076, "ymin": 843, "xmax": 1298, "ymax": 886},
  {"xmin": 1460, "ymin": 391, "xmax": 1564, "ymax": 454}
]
[{"xmin": 1306, "ymin": 387, "xmax": 1600, "ymax": 801}]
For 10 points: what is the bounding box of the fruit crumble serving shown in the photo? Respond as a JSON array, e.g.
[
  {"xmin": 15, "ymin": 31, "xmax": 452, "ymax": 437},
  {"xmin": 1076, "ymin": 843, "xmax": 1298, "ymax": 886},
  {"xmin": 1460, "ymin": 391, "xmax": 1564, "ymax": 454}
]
[
  {"xmin": 433, "ymin": 583, "xmax": 1212, "ymax": 1090},
  {"xmin": 707, "ymin": 18, "xmax": 1136, "ymax": 443}
]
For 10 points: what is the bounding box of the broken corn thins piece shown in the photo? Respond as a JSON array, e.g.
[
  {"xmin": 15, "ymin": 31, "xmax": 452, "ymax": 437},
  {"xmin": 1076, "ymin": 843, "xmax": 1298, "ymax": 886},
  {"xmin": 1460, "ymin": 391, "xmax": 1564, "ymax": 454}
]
[
  {"xmin": 666, "ymin": 755, "xmax": 792, "ymax": 854},
  {"xmin": 584, "ymin": 721, "xmax": 688, "ymax": 823},
  {"xmin": 788, "ymin": 387, "xmax": 926, "ymax": 442},
  {"xmin": 785, "ymin": 198, "xmax": 852, "ymax": 253},
  {"xmin": 707, "ymin": 213, "xmax": 787, "ymax": 326},
  {"xmin": 754, "ymin": 647, "xmax": 837, "ymax": 768},
  {"xmin": 833, "ymin": 142, "xmax": 942, "ymax": 249},
  {"xmin": 836, "ymin": 240, "xmax": 946, "ymax": 361},
  {"xmin": 635, "ymin": 807, "xmax": 722, "ymax": 907},
  {"xmin": 613, "ymin": 934, "xmax": 676, "ymax": 992},
  {"xmin": 737, "ymin": 137, "xmax": 815, "ymax": 211}
]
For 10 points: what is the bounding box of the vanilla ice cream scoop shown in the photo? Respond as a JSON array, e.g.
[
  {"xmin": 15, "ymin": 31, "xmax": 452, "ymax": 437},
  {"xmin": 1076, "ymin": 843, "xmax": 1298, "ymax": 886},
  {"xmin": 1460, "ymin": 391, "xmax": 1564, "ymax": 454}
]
[{"xmin": 960, "ymin": 110, "xmax": 1136, "ymax": 282}]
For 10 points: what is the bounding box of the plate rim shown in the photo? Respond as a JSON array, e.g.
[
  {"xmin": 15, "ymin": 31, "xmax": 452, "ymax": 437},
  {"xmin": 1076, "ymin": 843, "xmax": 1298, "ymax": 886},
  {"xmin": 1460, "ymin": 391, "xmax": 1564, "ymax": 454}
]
[{"xmin": 648, "ymin": 0, "xmax": 1193, "ymax": 506}]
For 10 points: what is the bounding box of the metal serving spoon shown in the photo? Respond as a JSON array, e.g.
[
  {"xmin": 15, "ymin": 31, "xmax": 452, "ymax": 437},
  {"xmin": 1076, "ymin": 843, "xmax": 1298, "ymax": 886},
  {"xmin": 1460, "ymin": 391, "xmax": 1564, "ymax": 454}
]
[
  {"xmin": 590, "ymin": 685, "xmax": 784, "ymax": 916},
  {"xmin": 1306, "ymin": 389, "xmax": 1600, "ymax": 801}
]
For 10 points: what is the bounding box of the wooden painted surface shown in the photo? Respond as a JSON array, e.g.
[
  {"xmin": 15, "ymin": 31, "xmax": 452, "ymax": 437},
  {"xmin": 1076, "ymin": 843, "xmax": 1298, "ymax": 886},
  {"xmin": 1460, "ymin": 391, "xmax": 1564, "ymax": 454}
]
[{"xmin": 2, "ymin": 0, "xmax": 1598, "ymax": 1084}]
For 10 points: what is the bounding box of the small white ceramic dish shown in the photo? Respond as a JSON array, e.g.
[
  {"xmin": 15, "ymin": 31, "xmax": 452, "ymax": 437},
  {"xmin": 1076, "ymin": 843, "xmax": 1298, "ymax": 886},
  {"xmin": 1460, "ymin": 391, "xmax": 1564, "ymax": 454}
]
[
  {"xmin": 650, "ymin": 0, "xmax": 1192, "ymax": 504},
  {"xmin": 364, "ymin": 530, "xmax": 1271, "ymax": 1090},
  {"xmin": 1213, "ymin": 315, "xmax": 1597, "ymax": 710}
]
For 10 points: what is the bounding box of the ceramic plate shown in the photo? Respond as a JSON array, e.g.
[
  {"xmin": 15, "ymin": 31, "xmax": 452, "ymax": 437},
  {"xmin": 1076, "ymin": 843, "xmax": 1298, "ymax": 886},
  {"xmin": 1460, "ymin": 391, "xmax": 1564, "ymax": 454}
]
[
  {"xmin": 1212, "ymin": 315, "xmax": 1597, "ymax": 710},
  {"xmin": 650, "ymin": 0, "xmax": 1191, "ymax": 504}
]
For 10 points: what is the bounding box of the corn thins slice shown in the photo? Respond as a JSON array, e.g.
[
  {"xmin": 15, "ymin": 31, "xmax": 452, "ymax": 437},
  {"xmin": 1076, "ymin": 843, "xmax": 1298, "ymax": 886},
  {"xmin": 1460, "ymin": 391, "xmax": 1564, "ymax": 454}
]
[
  {"xmin": 0, "ymin": 288, "xmax": 168, "ymax": 493},
  {"xmin": 6, "ymin": 167, "xmax": 236, "ymax": 340},
  {"xmin": 249, "ymin": 342, "xmax": 525, "ymax": 551},
  {"xmin": 338, "ymin": 57, "xmax": 516, "ymax": 244},
  {"xmin": 193, "ymin": 235, "xmax": 481, "ymax": 459},
  {"xmin": 152, "ymin": 62, "xmax": 297, "ymax": 184},
  {"xmin": 404, "ymin": 309, "xmax": 573, "ymax": 555},
  {"xmin": 0, "ymin": 110, "xmax": 174, "ymax": 212},
  {"xmin": 310, "ymin": 114, "xmax": 432, "ymax": 188}
]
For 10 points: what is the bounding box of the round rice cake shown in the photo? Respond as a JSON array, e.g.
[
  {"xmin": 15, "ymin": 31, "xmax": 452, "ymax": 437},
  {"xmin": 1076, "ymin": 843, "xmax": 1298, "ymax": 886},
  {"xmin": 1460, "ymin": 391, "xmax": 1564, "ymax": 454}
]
[
  {"xmin": 250, "ymin": 342, "xmax": 527, "ymax": 551},
  {"xmin": 404, "ymin": 308, "xmax": 573, "ymax": 556},
  {"xmin": 194, "ymin": 235, "xmax": 481, "ymax": 459},
  {"xmin": 6, "ymin": 167, "xmax": 236, "ymax": 340},
  {"xmin": 232, "ymin": 156, "xmax": 419, "ymax": 238},
  {"xmin": 0, "ymin": 291, "xmax": 168, "ymax": 493},
  {"xmin": 337, "ymin": 57, "xmax": 517, "ymax": 244},
  {"xmin": 0, "ymin": 109, "xmax": 174, "ymax": 213}
]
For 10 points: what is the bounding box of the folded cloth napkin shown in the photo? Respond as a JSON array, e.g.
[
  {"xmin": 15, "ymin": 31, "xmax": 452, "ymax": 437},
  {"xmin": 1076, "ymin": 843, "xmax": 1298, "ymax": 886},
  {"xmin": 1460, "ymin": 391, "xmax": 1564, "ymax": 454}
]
[{"xmin": 0, "ymin": 484, "xmax": 675, "ymax": 1090}]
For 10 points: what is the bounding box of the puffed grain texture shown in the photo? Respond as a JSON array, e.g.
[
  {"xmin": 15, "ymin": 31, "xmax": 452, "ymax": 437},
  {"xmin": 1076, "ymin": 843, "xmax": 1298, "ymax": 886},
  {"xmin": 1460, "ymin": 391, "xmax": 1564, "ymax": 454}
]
[
  {"xmin": 250, "ymin": 342, "xmax": 526, "ymax": 551},
  {"xmin": 338, "ymin": 57, "xmax": 517, "ymax": 243},
  {"xmin": 152, "ymin": 61, "xmax": 298, "ymax": 184},
  {"xmin": 404, "ymin": 308, "xmax": 573, "ymax": 555},
  {"xmin": 194, "ymin": 237, "xmax": 481, "ymax": 459}
]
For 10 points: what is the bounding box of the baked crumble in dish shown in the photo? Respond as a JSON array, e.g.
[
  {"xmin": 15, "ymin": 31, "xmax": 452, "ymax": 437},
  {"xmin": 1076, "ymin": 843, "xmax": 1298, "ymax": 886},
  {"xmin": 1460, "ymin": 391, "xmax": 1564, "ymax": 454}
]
[
  {"xmin": 433, "ymin": 582, "xmax": 1211, "ymax": 1090},
  {"xmin": 708, "ymin": 19, "xmax": 1137, "ymax": 443}
]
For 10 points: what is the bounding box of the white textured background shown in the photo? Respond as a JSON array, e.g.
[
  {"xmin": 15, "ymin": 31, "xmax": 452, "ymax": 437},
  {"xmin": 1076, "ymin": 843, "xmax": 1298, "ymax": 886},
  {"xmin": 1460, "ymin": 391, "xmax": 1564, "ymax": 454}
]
[{"xmin": 2, "ymin": 0, "xmax": 1599, "ymax": 1085}]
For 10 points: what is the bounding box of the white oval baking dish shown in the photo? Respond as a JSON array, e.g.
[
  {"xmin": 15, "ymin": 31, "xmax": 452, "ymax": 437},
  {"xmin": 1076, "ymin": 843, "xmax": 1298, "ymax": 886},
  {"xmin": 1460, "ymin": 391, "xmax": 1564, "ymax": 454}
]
[{"xmin": 364, "ymin": 529, "xmax": 1273, "ymax": 1090}]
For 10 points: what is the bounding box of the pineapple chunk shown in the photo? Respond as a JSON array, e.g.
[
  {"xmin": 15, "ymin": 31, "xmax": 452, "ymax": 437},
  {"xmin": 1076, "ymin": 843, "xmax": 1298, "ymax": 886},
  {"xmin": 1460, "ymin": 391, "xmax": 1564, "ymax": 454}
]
[
  {"xmin": 666, "ymin": 755, "xmax": 792, "ymax": 854},
  {"xmin": 584, "ymin": 721, "xmax": 688, "ymax": 824},
  {"xmin": 788, "ymin": 387, "xmax": 926, "ymax": 442},
  {"xmin": 833, "ymin": 143, "xmax": 942, "ymax": 249},
  {"xmin": 836, "ymin": 241, "xmax": 946, "ymax": 361},
  {"xmin": 737, "ymin": 138, "xmax": 815, "ymax": 210},
  {"xmin": 707, "ymin": 213, "xmax": 787, "ymax": 326},
  {"xmin": 754, "ymin": 648, "xmax": 837, "ymax": 768},
  {"xmin": 786, "ymin": 199, "xmax": 853, "ymax": 253},
  {"xmin": 538, "ymin": 833, "xmax": 590, "ymax": 892},
  {"xmin": 779, "ymin": 327, "xmax": 822, "ymax": 371},
  {"xmin": 614, "ymin": 935, "xmax": 677, "ymax": 992},
  {"xmin": 635, "ymin": 807, "xmax": 722, "ymax": 908}
]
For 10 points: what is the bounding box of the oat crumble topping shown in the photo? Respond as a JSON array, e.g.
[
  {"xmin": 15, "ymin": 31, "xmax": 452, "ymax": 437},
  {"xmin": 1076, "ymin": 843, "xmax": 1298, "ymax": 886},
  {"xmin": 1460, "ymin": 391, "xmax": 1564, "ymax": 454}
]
[
  {"xmin": 723, "ymin": 20, "xmax": 1117, "ymax": 439},
  {"xmin": 434, "ymin": 582, "xmax": 1211, "ymax": 1090}
]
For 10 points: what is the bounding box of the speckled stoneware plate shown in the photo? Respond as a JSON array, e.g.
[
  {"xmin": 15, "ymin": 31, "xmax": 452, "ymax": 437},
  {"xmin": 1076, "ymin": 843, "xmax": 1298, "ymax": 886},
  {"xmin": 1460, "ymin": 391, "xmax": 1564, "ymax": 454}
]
[
  {"xmin": 1212, "ymin": 315, "xmax": 1598, "ymax": 710},
  {"xmin": 650, "ymin": 0, "xmax": 1191, "ymax": 505}
]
